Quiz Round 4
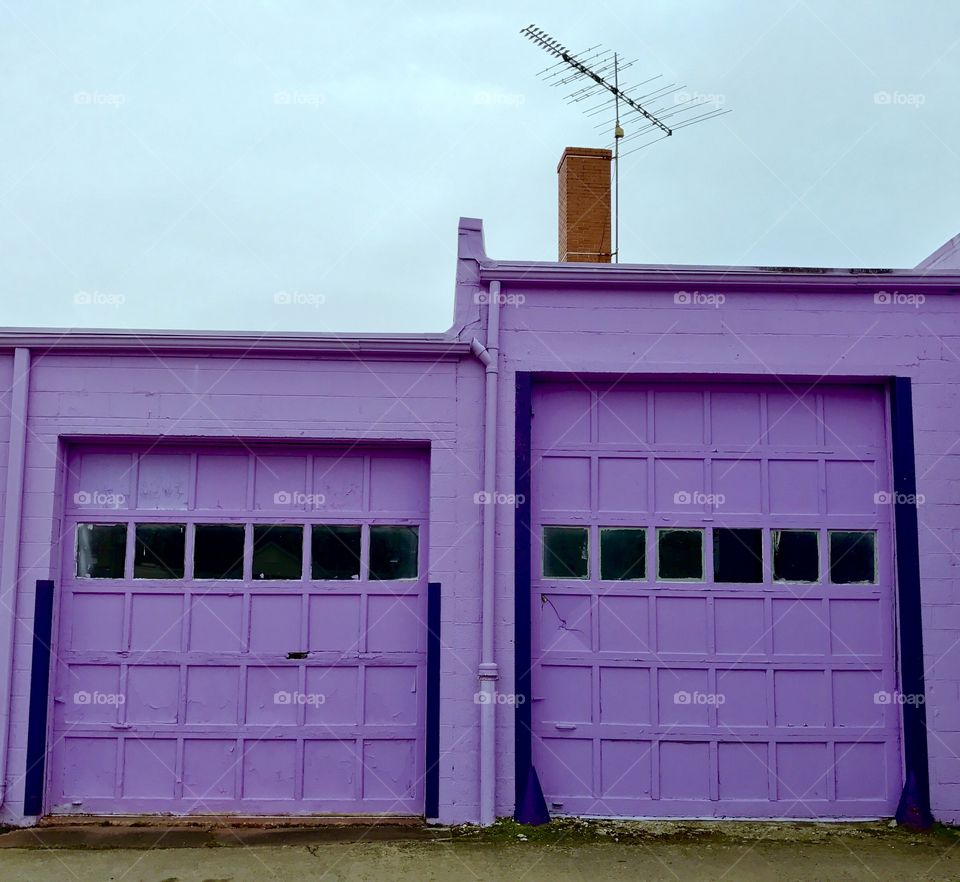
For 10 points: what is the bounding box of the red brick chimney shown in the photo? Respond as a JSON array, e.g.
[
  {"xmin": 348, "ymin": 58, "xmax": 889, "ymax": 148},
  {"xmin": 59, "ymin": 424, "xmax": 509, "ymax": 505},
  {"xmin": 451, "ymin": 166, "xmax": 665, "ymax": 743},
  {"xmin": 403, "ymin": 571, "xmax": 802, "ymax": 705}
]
[{"xmin": 557, "ymin": 147, "xmax": 612, "ymax": 263}]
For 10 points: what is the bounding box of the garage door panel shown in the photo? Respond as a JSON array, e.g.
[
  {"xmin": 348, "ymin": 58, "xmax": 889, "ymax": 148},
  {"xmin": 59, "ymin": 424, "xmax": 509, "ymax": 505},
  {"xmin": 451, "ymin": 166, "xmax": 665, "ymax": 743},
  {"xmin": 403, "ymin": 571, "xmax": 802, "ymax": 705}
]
[
  {"xmin": 137, "ymin": 454, "xmax": 190, "ymax": 510},
  {"xmin": 305, "ymin": 667, "xmax": 358, "ymax": 724},
  {"xmin": 597, "ymin": 388, "xmax": 647, "ymax": 444},
  {"xmin": 129, "ymin": 593, "xmax": 184, "ymax": 651},
  {"xmin": 308, "ymin": 594, "xmax": 362, "ymax": 651},
  {"xmin": 68, "ymin": 452, "xmax": 134, "ymax": 511},
  {"xmin": 185, "ymin": 666, "xmax": 239, "ymax": 724},
  {"xmin": 825, "ymin": 461, "xmax": 879, "ymax": 514},
  {"xmin": 183, "ymin": 739, "xmax": 239, "ymax": 800},
  {"xmin": 70, "ymin": 593, "xmax": 124, "ymax": 650},
  {"xmin": 196, "ymin": 454, "xmax": 248, "ymax": 511},
  {"xmin": 653, "ymin": 390, "xmax": 705, "ymax": 444},
  {"xmin": 253, "ymin": 455, "xmax": 309, "ymax": 511},
  {"xmin": 710, "ymin": 391, "xmax": 762, "ymax": 445},
  {"xmin": 597, "ymin": 596, "xmax": 650, "ymax": 652},
  {"xmin": 712, "ymin": 460, "xmax": 763, "ymax": 513},
  {"xmin": 248, "ymin": 594, "xmax": 301, "ymax": 651},
  {"xmin": 656, "ymin": 597, "xmax": 709, "ymax": 654},
  {"xmin": 599, "ymin": 667, "xmax": 651, "ymax": 725},
  {"xmin": 312, "ymin": 456, "xmax": 365, "ymax": 512},
  {"xmin": 538, "ymin": 593, "xmax": 593, "ymax": 654},
  {"xmin": 125, "ymin": 666, "xmax": 180, "ymax": 723},
  {"xmin": 537, "ymin": 456, "xmax": 591, "ymax": 513},
  {"xmin": 532, "ymin": 381, "xmax": 900, "ymax": 818},
  {"xmin": 302, "ymin": 740, "xmax": 356, "ymax": 799},
  {"xmin": 830, "ymin": 598, "xmax": 883, "ymax": 656},
  {"xmin": 600, "ymin": 740, "xmax": 653, "ymax": 799},
  {"xmin": 768, "ymin": 460, "xmax": 821, "ymax": 514},
  {"xmin": 122, "ymin": 739, "xmax": 178, "ymax": 798},
  {"xmin": 718, "ymin": 743, "xmax": 769, "ymax": 800},
  {"xmin": 51, "ymin": 445, "xmax": 428, "ymax": 816},
  {"xmin": 654, "ymin": 459, "xmax": 706, "ymax": 512},
  {"xmin": 532, "ymin": 385, "xmax": 592, "ymax": 445},
  {"xmin": 822, "ymin": 388, "xmax": 886, "ymax": 448},
  {"xmin": 766, "ymin": 390, "xmax": 820, "ymax": 446},
  {"xmin": 714, "ymin": 597, "xmax": 766, "ymax": 655},
  {"xmin": 597, "ymin": 458, "xmax": 647, "ymax": 513},
  {"xmin": 60, "ymin": 664, "xmax": 123, "ymax": 724}
]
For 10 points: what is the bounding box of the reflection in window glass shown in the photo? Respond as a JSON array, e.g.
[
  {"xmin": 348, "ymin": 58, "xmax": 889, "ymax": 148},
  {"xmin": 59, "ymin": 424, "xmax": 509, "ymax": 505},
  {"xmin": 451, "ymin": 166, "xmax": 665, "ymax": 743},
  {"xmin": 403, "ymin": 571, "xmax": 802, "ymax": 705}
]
[
  {"xmin": 369, "ymin": 525, "xmax": 419, "ymax": 580},
  {"xmin": 713, "ymin": 528, "xmax": 763, "ymax": 583},
  {"xmin": 252, "ymin": 525, "xmax": 303, "ymax": 580},
  {"xmin": 194, "ymin": 524, "xmax": 245, "ymax": 580},
  {"xmin": 830, "ymin": 531, "xmax": 876, "ymax": 584},
  {"xmin": 76, "ymin": 523, "xmax": 127, "ymax": 579},
  {"xmin": 657, "ymin": 528, "xmax": 704, "ymax": 581},
  {"xmin": 772, "ymin": 530, "xmax": 819, "ymax": 583},
  {"xmin": 600, "ymin": 528, "xmax": 646, "ymax": 580},
  {"xmin": 542, "ymin": 526, "xmax": 589, "ymax": 579},
  {"xmin": 312, "ymin": 525, "xmax": 362, "ymax": 580},
  {"xmin": 134, "ymin": 524, "xmax": 186, "ymax": 579}
]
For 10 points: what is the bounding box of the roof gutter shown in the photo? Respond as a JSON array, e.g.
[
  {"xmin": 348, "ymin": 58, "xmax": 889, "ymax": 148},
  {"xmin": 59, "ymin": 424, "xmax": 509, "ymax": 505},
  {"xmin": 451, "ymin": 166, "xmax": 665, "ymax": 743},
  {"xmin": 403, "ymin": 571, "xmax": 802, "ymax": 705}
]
[
  {"xmin": 0, "ymin": 330, "xmax": 472, "ymax": 359},
  {"xmin": 477, "ymin": 262, "xmax": 960, "ymax": 295}
]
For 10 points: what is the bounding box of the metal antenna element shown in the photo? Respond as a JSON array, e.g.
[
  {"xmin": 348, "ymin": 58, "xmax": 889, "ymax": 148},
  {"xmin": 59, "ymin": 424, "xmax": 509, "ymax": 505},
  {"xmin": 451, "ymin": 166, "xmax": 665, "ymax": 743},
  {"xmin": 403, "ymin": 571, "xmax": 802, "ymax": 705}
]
[{"xmin": 521, "ymin": 24, "xmax": 730, "ymax": 261}]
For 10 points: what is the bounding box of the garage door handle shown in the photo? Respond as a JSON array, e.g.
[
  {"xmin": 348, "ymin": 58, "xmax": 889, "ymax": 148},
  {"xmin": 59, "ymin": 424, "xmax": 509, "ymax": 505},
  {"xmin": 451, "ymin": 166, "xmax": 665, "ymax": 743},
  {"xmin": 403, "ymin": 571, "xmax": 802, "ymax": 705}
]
[{"xmin": 554, "ymin": 723, "xmax": 577, "ymax": 731}]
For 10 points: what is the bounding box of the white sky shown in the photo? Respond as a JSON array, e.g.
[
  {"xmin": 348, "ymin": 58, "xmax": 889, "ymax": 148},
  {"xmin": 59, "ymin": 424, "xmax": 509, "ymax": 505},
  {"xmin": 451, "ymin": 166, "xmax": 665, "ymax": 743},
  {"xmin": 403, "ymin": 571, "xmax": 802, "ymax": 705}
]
[{"xmin": 2, "ymin": 1, "xmax": 958, "ymax": 334}]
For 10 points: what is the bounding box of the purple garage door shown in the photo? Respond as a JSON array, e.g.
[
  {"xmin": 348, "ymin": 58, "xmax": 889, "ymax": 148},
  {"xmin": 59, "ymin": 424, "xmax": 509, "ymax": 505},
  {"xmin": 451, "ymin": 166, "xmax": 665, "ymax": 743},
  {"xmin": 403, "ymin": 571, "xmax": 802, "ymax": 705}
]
[
  {"xmin": 49, "ymin": 445, "xmax": 428, "ymax": 816},
  {"xmin": 531, "ymin": 381, "xmax": 901, "ymax": 818}
]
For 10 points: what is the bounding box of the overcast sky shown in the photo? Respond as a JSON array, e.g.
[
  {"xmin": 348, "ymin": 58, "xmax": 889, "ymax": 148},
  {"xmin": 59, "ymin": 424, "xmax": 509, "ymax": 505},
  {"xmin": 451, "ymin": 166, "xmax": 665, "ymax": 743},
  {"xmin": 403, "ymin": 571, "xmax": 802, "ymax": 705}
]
[{"xmin": 2, "ymin": 1, "xmax": 958, "ymax": 334}]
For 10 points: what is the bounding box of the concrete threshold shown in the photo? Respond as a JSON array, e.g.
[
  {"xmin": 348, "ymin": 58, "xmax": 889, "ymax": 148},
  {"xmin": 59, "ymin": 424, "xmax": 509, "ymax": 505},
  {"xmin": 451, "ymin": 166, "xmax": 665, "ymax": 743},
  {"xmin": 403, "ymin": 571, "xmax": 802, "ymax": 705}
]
[{"xmin": 0, "ymin": 815, "xmax": 433, "ymax": 849}]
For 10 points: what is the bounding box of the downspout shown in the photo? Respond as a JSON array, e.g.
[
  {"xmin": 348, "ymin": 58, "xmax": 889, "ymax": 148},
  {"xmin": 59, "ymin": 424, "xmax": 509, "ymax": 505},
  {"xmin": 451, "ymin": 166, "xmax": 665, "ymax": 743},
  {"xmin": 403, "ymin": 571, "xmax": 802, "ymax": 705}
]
[
  {"xmin": 0, "ymin": 348, "xmax": 31, "ymax": 807},
  {"xmin": 470, "ymin": 280, "xmax": 501, "ymax": 826}
]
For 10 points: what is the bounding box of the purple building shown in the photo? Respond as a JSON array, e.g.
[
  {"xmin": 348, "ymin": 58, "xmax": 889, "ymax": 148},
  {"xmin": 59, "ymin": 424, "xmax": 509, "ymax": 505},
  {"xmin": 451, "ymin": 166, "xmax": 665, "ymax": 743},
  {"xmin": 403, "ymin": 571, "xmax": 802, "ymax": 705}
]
[{"xmin": 0, "ymin": 147, "xmax": 958, "ymax": 827}]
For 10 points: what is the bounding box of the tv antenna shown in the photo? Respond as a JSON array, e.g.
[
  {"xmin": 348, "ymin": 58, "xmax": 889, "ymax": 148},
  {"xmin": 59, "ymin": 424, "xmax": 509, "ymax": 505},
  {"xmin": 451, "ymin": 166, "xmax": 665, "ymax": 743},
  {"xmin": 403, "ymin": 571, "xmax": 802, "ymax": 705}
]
[{"xmin": 521, "ymin": 24, "xmax": 730, "ymax": 262}]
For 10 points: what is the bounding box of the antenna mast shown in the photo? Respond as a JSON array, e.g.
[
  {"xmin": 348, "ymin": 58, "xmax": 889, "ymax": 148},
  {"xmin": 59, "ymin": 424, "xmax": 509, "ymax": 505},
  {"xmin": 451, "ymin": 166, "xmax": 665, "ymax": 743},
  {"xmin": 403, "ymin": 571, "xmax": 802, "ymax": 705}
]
[{"xmin": 521, "ymin": 24, "xmax": 730, "ymax": 261}]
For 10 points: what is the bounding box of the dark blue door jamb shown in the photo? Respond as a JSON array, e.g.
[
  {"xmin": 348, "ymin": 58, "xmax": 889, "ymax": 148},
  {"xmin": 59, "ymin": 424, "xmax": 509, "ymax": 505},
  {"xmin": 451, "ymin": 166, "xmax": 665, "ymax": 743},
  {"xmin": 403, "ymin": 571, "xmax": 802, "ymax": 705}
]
[
  {"xmin": 24, "ymin": 579, "xmax": 54, "ymax": 817},
  {"xmin": 425, "ymin": 581, "xmax": 441, "ymax": 819},
  {"xmin": 514, "ymin": 372, "xmax": 549, "ymax": 824},
  {"xmin": 891, "ymin": 378, "xmax": 933, "ymax": 829}
]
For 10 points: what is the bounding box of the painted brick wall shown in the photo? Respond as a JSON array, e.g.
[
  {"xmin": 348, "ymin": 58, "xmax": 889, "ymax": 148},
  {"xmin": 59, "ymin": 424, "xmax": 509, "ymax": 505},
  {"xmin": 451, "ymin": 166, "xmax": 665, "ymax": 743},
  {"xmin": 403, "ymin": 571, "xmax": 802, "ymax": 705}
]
[
  {"xmin": 464, "ymin": 279, "xmax": 960, "ymax": 823},
  {"xmin": 2, "ymin": 219, "xmax": 960, "ymax": 826},
  {"xmin": 0, "ymin": 351, "xmax": 487, "ymax": 825}
]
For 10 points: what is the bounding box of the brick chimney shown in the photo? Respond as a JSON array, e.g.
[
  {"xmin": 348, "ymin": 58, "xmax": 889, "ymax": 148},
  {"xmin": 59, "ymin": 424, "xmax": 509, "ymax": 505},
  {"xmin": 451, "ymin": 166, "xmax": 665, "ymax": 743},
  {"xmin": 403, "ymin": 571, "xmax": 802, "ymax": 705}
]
[{"xmin": 557, "ymin": 147, "xmax": 612, "ymax": 263}]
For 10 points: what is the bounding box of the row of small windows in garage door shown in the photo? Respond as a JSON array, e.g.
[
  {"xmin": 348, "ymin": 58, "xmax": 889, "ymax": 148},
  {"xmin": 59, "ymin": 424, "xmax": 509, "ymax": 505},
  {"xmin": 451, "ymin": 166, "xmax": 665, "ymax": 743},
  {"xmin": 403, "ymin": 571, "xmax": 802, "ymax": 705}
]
[
  {"xmin": 542, "ymin": 526, "xmax": 877, "ymax": 585},
  {"xmin": 75, "ymin": 523, "xmax": 419, "ymax": 581}
]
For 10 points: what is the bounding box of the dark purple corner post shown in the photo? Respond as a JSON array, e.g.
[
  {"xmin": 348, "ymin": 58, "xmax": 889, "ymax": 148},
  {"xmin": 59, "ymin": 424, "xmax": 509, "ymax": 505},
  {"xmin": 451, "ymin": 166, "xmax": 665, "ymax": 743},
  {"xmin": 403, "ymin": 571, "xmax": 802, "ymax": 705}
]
[
  {"xmin": 24, "ymin": 580, "xmax": 55, "ymax": 816},
  {"xmin": 514, "ymin": 372, "xmax": 549, "ymax": 826},
  {"xmin": 891, "ymin": 379, "xmax": 933, "ymax": 830}
]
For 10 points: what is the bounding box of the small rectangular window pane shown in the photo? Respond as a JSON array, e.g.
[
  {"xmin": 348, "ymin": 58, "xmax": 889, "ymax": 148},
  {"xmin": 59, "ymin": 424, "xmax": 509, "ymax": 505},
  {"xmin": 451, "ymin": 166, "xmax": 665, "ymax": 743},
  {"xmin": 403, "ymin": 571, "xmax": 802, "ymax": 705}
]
[
  {"xmin": 600, "ymin": 528, "xmax": 646, "ymax": 580},
  {"xmin": 713, "ymin": 528, "xmax": 763, "ymax": 583},
  {"xmin": 542, "ymin": 526, "xmax": 589, "ymax": 579},
  {"xmin": 829, "ymin": 531, "xmax": 876, "ymax": 584},
  {"xmin": 312, "ymin": 525, "xmax": 362, "ymax": 580},
  {"xmin": 252, "ymin": 525, "xmax": 303, "ymax": 580},
  {"xmin": 134, "ymin": 524, "xmax": 186, "ymax": 579},
  {"xmin": 657, "ymin": 528, "xmax": 704, "ymax": 581},
  {"xmin": 76, "ymin": 523, "xmax": 127, "ymax": 579},
  {"xmin": 194, "ymin": 524, "xmax": 245, "ymax": 580},
  {"xmin": 369, "ymin": 525, "xmax": 419, "ymax": 580},
  {"xmin": 772, "ymin": 530, "xmax": 819, "ymax": 583}
]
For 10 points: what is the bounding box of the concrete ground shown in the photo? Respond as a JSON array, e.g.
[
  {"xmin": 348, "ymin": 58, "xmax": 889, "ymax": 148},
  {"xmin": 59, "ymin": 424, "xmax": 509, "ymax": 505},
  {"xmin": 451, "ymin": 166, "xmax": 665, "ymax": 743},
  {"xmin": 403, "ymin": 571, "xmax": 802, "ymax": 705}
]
[{"xmin": 0, "ymin": 819, "xmax": 958, "ymax": 881}]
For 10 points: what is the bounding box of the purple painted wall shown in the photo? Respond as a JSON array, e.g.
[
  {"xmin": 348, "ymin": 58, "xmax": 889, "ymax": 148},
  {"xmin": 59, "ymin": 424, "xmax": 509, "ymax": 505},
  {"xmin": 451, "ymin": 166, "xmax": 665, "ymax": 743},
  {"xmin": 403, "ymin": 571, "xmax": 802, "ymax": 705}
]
[{"xmin": 0, "ymin": 217, "xmax": 958, "ymax": 824}]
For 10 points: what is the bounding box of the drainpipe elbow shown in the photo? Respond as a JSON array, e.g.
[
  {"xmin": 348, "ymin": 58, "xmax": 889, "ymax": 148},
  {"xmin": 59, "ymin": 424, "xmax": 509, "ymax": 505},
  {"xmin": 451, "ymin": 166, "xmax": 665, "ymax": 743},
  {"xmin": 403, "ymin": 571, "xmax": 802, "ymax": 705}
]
[{"xmin": 470, "ymin": 337, "xmax": 494, "ymax": 369}]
